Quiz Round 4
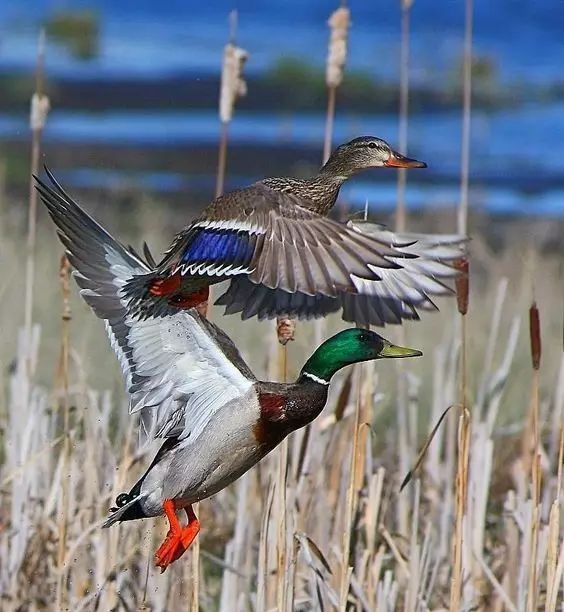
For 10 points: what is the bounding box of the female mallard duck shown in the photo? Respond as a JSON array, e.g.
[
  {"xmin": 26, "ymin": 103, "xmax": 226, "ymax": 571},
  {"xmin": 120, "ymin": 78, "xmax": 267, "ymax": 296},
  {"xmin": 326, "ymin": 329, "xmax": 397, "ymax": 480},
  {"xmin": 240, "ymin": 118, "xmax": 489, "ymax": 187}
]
[
  {"xmin": 36, "ymin": 136, "xmax": 462, "ymax": 327},
  {"xmin": 42, "ymin": 136, "xmax": 462, "ymax": 327},
  {"xmin": 36, "ymin": 175, "xmax": 422, "ymax": 571}
]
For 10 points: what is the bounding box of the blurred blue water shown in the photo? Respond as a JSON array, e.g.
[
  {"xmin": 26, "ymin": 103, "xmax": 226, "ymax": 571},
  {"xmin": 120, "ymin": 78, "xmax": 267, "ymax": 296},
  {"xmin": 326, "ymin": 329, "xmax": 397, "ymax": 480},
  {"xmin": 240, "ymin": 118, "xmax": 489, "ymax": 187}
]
[
  {"xmin": 1, "ymin": 1, "xmax": 564, "ymax": 216},
  {"xmin": 1, "ymin": 0, "xmax": 564, "ymax": 81}
]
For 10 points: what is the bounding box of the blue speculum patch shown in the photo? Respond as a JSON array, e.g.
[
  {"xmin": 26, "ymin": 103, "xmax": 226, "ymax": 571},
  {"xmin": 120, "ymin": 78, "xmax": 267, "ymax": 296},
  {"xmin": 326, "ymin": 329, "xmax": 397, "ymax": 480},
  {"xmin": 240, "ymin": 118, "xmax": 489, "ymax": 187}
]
[{"xmin": 182, "ymin": 229, "xmax": 253, "ymax": 266}]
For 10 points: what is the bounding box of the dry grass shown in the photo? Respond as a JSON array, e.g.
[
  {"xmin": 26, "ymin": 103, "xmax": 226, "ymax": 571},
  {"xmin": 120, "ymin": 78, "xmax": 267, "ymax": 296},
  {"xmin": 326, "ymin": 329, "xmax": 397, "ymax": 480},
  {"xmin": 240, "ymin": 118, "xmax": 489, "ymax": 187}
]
[{"xmin": 0, "ymin": 191, "xmax": 563, "ymax": 610}]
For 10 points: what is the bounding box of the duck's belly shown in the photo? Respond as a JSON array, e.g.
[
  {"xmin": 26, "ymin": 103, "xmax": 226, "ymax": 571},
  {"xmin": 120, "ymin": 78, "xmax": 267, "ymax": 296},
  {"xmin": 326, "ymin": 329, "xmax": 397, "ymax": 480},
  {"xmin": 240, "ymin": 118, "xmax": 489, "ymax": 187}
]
[{"xmin": 140, "ymin": 392, "xmax": 269, "ymax": 515}]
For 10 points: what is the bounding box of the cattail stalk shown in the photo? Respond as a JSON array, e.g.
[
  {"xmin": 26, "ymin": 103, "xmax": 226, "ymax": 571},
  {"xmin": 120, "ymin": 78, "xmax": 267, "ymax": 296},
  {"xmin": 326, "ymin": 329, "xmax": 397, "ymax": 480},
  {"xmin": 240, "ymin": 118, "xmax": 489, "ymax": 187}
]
[
  {"xmin": 276, "ymin": 342, "xmax": 289, "ymax": 612},
  {"xmin": 449, "ymin": 257, "xmax": 470, "ymax": 610},
  {"xmin": 393, "ymin": 0, "xmax": 415, "ymax": 539},
  {"xmin": 323, "ymin": 4, "xmax": 350, "ymax": 163},
  {"xmin": 24, "ymin": 29, "xmax": 50, "ymax": 363},
  {"xmin": 526, "ymin": 301, "xmax": 541, "ymax": 611},
  {"xmin": 55, "ymin": 255, "xmax": 72, "ymax": 611},
  {"xmin": 216, "ymin": 11, "xmax": 247, "ymax": 199},
  {"xmin": 458, "ymin": 0, "xmax": 474, "ymax": 236},
  {"xmin": 395, "ymin": 0, "xmax": 412, "ymax": 233},
  {"xmin": 338, "ymin": 361, "xmax": 364, "ymax": 610},
  {"xmin": 210, "ymin": 12, "xmax": 248, "ymax": 321},
  {"xmin": 0, "ymin": 158, "xmax": 5, "ymax": 233}
]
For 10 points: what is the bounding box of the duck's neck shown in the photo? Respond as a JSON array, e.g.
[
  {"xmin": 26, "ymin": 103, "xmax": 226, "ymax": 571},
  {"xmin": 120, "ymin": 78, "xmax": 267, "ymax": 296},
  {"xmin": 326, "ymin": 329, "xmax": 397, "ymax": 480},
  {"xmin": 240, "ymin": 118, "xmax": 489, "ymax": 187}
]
[{"xmin": 298, "ymin": 342, "xmax": 351, "ymax": 385}]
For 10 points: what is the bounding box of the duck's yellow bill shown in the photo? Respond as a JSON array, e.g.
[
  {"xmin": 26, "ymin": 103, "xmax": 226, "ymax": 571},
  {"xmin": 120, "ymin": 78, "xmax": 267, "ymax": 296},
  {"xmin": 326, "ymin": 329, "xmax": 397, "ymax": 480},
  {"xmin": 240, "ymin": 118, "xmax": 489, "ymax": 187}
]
[{"xmin": 380, "ymin": 341, "xmax": 423, "ymax": 358}]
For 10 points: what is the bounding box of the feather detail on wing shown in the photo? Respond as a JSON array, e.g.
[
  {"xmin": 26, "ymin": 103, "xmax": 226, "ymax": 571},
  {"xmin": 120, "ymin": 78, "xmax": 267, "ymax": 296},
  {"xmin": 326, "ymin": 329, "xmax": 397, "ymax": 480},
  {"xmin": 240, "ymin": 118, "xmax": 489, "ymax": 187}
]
[
  {"xmin": 216, "ymin": 222, "xmax": 467, "ymax": 326},
  {"xmin": 35, "ymin": 169, "xmax": 256, "ymax": 442},
  {"xmin": 154, "ymin": 183, "xmax": 414, "ymax": 299}
]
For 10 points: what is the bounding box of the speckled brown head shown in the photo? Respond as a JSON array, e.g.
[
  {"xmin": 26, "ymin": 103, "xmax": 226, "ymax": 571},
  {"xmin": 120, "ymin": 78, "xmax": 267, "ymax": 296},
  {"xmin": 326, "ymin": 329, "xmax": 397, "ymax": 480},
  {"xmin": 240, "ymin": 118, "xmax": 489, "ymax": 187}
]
[{"xmin": 321, "ymin": 136, "xmax": 427, "ymax": 179}]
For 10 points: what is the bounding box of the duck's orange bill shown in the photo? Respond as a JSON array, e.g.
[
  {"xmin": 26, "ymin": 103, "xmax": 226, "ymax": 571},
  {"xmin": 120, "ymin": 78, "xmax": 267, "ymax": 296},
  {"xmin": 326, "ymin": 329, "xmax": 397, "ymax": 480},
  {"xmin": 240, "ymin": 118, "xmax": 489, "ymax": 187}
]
[{"xmin": 385, "ymin": 151, "xmax": 427, "ymax": 169}]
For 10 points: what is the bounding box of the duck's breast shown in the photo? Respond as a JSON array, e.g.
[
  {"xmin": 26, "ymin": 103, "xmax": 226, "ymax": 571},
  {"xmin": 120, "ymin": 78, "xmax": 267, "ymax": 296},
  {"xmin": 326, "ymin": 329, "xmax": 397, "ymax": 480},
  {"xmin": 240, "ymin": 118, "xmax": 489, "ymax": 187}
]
[{"xmin": 162, "ymin": 388, "xmax": 268, "ymax": 504}]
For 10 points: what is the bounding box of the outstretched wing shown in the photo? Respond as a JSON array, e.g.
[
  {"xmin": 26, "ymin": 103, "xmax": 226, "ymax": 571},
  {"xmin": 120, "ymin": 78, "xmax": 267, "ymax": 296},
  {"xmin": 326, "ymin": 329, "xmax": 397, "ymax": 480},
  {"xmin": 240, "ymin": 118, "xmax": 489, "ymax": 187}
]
[
  {"xmin": 216, "ymin": 222, "xmax": 466, "ymax": 326},
  {"xmin": 154, "ymin": 183, "xmax": 414, "ymax": 298},
  {"xmin": 36, "ymin": 170, "xmax": 256, "ymax": 441},
  {"xmin": 111, "ymin": 310, "xmax": 256, "ymax": 441}
]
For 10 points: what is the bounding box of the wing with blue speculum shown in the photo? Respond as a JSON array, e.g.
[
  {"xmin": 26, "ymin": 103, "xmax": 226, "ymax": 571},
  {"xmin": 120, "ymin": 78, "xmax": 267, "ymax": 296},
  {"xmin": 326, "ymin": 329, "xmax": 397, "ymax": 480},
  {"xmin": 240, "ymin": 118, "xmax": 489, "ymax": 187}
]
[{"xmin": 155, "ymin": 183, "xmax": 408, "ymax": 297}]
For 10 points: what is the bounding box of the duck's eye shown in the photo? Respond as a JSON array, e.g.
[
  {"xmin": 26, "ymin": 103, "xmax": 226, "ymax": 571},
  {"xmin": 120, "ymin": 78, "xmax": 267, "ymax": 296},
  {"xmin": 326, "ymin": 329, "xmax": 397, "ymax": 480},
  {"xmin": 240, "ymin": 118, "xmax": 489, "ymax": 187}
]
[{"xmin": 368, "ymin": 142, "xmax": 377, "ymax": 149}]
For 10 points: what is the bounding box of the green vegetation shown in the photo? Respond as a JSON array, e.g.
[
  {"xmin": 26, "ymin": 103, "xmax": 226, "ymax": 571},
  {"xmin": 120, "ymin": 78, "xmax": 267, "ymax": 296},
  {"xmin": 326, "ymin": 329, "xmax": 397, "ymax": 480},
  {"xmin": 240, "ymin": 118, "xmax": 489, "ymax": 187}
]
[{"xmin": 44, "ymin": 10, "xmax": 100, "ymax": 60}]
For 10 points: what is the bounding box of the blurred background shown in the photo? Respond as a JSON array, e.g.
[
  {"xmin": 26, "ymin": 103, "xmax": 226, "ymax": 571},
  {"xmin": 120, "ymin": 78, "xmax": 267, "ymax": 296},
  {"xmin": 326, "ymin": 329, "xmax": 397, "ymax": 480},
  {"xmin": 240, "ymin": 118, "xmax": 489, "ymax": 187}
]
[
  {"xmin": 1, "ymin": 3, "xmax": 564, "ymax": 610},
  {"xmin": 2, "ymin": 0, "xmax": 564, "ymax": 218},
  {"xmin": 0, "ymin": 0, "xmax": 563, "ymax": 404}
]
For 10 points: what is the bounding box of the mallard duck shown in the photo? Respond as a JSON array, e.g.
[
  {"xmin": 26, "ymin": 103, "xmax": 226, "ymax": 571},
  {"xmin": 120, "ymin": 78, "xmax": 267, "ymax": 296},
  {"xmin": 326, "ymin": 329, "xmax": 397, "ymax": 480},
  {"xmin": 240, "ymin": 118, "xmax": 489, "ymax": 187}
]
[
  {"xmin": 109, "ymin": 135, "xmax": 465, "ymax": 327},
  {"xmin": 35, "ymin": 173, "xmax": 422, "ymax": 571}
]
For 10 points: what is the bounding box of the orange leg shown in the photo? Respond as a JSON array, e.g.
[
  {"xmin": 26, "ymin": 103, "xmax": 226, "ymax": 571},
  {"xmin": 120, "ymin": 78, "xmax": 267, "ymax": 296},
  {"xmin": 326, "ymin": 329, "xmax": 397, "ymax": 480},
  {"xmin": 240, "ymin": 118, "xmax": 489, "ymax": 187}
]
[{"xmin": 155, "ymin": 500, "xmax": 200, "ymax": 572}]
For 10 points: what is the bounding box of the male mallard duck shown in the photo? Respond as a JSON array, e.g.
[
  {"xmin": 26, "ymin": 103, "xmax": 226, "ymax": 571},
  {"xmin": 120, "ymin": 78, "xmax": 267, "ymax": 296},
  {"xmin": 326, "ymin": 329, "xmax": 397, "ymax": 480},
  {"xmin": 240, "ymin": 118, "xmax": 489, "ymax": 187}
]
[
  {"xmin": 36, "ymin": 174, "xmax": 422, "ymax": 571},
  {"xmin": 109, "ymin": 135, "xmax": 462, "ymax": 327}
]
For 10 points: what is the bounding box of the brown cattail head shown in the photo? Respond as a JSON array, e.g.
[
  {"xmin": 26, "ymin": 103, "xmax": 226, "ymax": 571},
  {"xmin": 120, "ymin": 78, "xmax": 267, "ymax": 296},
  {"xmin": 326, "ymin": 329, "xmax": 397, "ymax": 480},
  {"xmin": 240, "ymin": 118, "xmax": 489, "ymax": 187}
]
[
  {"xmin": 219, "ymin": 43, "xmax": 249, "ymax": 123},
  {"xmin": 326, "ymin": 7, "xmax": 350, "ymax": 88},
  {"xmin": 59, "ymin": 254, "xmax": 72, "ymax": 322},
  {"xmin": 454, "ymin": 257, "xmax": 469, "ymax": 316},
  {"xmin": 276, "ymin": 317, "xmax": 296, "ymax": 346},
  {"xmin": 529, "ymin": 302, "xmax": 541, "ymax": 370},
  {"xmin": 29, "ymin": 92, "xmax": 50, "ymax": 132}
]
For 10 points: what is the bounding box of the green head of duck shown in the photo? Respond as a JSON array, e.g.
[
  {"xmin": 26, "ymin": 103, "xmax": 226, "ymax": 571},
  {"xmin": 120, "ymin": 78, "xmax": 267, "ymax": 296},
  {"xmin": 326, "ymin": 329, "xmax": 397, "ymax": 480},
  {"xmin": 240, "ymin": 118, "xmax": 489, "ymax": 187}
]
[
  {"xmin": 320, "ymin": 136, "xmax": 427, "ymax": 179},
  {"xmin": 299, "ymin": 328, "xmax": 423, "ymax": 385}
]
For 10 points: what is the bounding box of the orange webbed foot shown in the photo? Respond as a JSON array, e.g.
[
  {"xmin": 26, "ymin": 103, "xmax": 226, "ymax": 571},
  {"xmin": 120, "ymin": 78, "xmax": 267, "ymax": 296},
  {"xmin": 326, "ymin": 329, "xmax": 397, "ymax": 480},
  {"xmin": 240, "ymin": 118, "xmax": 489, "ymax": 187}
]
[{"xmin": 155, "ymin": 502, "xmax": 200, "ymax": 573}]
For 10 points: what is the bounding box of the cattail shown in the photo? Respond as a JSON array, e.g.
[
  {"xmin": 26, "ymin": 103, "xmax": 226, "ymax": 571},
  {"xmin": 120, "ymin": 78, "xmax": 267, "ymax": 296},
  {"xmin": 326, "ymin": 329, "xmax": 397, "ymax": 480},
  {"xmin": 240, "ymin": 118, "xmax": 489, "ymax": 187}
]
[
  {"xmin": 454, "ymin": 257, "xmax": 469, "ymax": 315},
  {"xmin": 30, "ymin": 91, "xmax": 51, "ymax": 132},
  {"xmin": 395, "ymin": 0, "xmax": 413, "ymax": 232},
  {"xmin": 458, "ymin": 0, "xmax": 474, "ymax": 236},
  {"xmin": 323, "ymin": 6, "xmax": 350, "ymax": 164},
  {"xmin": 219, "ymin": 42, "xmax": 248, "ymax": 124},
  {"xmin": 59, "ymin": 254, "xmax": 72, "ymax": 323},
  {"xmin": 529, "ymin": 302, "xmax": 541, "ymax": 370},
  {"xmin": 276, "ymin": 317, "xmax": 296, "ymax": 346},
  {"xmin": 325, "ymin": 7, "xmax": 350, "ymax": 89},
  {"xmin": 24, "ymin": 29, "xmax": 50, "ymax": 355},
  {"xmin": 215, "ymin": 14, "xmax": 248, "ymax": 199}
]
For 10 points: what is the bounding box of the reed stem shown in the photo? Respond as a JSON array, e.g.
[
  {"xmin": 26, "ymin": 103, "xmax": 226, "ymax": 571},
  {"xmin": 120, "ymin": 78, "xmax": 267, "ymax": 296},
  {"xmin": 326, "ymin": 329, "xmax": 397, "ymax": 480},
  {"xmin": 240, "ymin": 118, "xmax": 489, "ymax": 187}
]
[
  {"xmin": 526, "ymin": 302, "xmax": 541, "ymax": 611},
  {"xmin": 276, "ymin": 344, "xmax": 289, "ymax": 611},
  {"xmin": 450, "ymin": 257, "xmax": 470, "ymax": 610},
  {"xmin": 395, "ymin": 0, "xmax": 411, "ymax": 233},
  {"xmin": 323, "ymin": 86, "xmax": 337, "ymax": 165},
  {"xmin": 24, "ymin": 30, "xmax": 48, "ymax": 365},
  {"xmin": 215, "ymin": 121, "xmax": 229, "ymax": 199},
  {"xmin": 338, "ymin": 363, "xmax": 363, "ymax": 610},
  {"xmin": 55, "ymin": 255, "xmax": 72, "ymax": 611},
  {"xmin": 458, "ymin": 0, "xmax": 474, "ymax": 235}
]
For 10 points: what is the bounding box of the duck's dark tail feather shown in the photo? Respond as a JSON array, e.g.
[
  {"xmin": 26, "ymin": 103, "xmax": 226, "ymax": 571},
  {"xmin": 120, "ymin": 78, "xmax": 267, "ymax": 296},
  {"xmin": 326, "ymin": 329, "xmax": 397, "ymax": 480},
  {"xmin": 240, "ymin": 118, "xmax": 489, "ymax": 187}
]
[
  {"xmin": 103, "ymin": 465, "xmax": 150, "ymax": 526},
  {"xmin": 121, "ymin": 272, "xmax": 178, "ymax": 320},
  {"xmin": 103, "ymin": 437, "xmax": 180, "ymax": 527},
  {"xmin": 103, "ymin": 495, "xmax": 147, "ymax": 526}
]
